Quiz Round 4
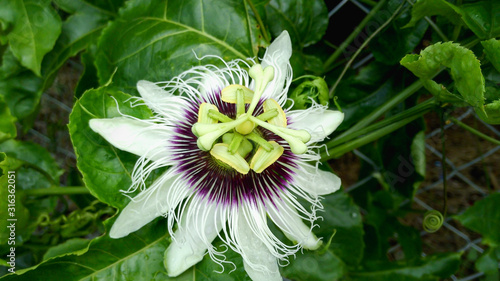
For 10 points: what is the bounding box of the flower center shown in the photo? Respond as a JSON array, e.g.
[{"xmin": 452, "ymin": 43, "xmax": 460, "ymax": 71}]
[{"xmin": 191, "ymin": 64, "xmax": 311, "ymax": 174}]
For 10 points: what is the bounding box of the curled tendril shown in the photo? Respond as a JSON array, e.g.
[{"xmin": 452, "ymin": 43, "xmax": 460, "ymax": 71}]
[{"xmin": 423, "ymin": 210, "xmax": 444, "ymax": 233}]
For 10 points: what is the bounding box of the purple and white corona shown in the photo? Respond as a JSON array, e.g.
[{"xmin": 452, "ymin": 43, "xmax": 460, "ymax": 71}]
[{"xmin": 89, "ymin": 31, "xmax": 344, "ymax": 281}]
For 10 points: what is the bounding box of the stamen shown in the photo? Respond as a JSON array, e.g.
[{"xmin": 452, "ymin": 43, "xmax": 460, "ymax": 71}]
[
  {"xmin": 194, "ymin": 118, "xmax": 248, "ymax": 151},
  {"xmin": 236, "ymin": 89, "xmax": 245, "ymax": 117},
  {"xmin": 256, "ymin": 109, "xmax": 278, "ymax": 122},
  {"xmin": 249, "ymin": 116, "xmax": 310, "ymax": 154},
  {"xmin": 197, "ymin": 103, "xmax": 219, "ymax": 124},
  {"xmin": 208, "ymin": 109, "xmax": 233, "ymax": 123},
  {"xmin": 221, "ymin": 85, "xmax": 253, "ymax": 104},
  {"xmin": 223, "ymin": 133, "xmax": 253, "ymax": 158},
  {"xmin": 246, "ymin": 132, "xmax": 273, "ymax": 152},
  {"xmin": 228, "ymin": 132, "xmax": 244, "ymax": 154},
  {"xmin": 250, "ymin": 141, "xmax": 284, "ymax": 173},
  {"xmin": 210, "ymin": 144, "xmax": 250, "ymax": 174},
  {"xmin": 193, "ymin": 64, "xmax": 310, "ymax": 174},
  {"xmin": 263, "ymin": 99, "xmax": 287, "ymax": 127}
]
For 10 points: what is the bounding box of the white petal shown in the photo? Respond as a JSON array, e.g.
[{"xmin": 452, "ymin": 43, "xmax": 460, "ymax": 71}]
[
  {"xmin": 109, "ymin": 173, "xmax": 185, "ymax": 238},
  {"xmin": 165, "ymin": 199, "xmax": 225, "ymax": 277},
  {"xmin": 261, "ymin": 31, "xmax": 293, "ymax": 105},
  {"xmin": 89, "ymin": 117, "xmax": 170, "ymax": 162},
  {"xmin": 294, "ymin": 163, "xmax": 342, "ymax": 196},
  {"xmin": 288, "ymin": 109, "xmax": 344, "ymax": 143},
  {"xmin": 267, "ymin": 201, "xmax": 321, "ymax": 250},
  {"xmin": 236, "ymin": 209, "xmax": 282, "ymax": 281},
  {"xmin": 137, "ymin": 80, "xmax": 189, "ymax": 119}
]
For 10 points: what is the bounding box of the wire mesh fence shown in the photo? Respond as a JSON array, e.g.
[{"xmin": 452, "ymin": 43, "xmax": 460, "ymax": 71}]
[{"xmin": 22, "ymin": 0, "xmax": 500, "ymax": 280}]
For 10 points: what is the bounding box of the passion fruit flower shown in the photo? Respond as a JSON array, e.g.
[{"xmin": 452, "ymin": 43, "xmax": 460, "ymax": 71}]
[{"xmin": 89, "ymin": 31, "xmax": 344, "ymax": 281}]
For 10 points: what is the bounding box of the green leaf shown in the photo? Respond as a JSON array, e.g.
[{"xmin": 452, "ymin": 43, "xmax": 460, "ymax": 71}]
[
  {"xmin": 288, "ymin": 77, "xmax": 329, "ymax": 109},
  {"xmin": 0, "ymin": 140, "xmax": 63, "ymax": 182},
  {"xmin": 189, "ymin": 239, "xmax": 247, "ymax": 281},
  {"xmin": 0, "ymin": 0, "xmax": 62, "ymax": 76},
  {"xmin": 338, "ymin": 79, "xmax": 396, "ymax": 131},
  {"xmin": 265, "ymin": 0, "xmax": 328, "ymax": 48},
  {"xmin": 0, "ymin": 0, "xmax": 119, "ymax": 128},
  {"xmin": 455, "ymin": 193, "xmax": 500, "ymax": 247},
  {"xmin": 3, "ymin": 219, "xmax": 249, "ymax": 280},
  {"xmin": 0, "ymin": 149, "xmax": 32, "ymax": 250},
  {"xmin": 281, "ymin": 247, "xmax": 346, "ymax": 281},
  {"xmin": 0, "ymin": 48, "xmax": 43, "ymax": 128},
  {"xmin": 400, "ymin": 42, "xmax": 485, "ymax": 108},
  {"xmin": 460, "ymin": 0, "xmax": 500, "ymax": 39},
  {"xmin": 410, "ymin": 130, "xmax": 425, "ymax": 194},
  {"xmin": 42, "ymin": 238, "xmax": 91, "ymax": 261},
  {"xmin": 476, "ymin": 99, "xmax": 500, "ymax": 124},
  {"xmin": 404, "ymin": 0, "xmax": 500, "ymax": 39},
  {"xmin": 95, "ymin": 0, "xmax": 262, "ymax": 92},
  {"xmin": 377, "ymin": 122, "xmax": 426, "ymax": 199},
  {"xmin": 475, "ymin": 246, "xmax": 500, "ymax": 275},
  {"xmin": 68, "ymin": 86, "xmax": 153, "ymax": 209},
  {"xmin": 75, "ymin": 47, "xmax": 99, "ymax": 98},
  {"xmin": 394, "ymin": 223, "xmax": 422, "ymax": 261},
  {"xmin": 54, "ymin": 0, "xmax": 125, "ymax": 15},
  {"xmin": 0, "ymin": 152, "xmax": 30, "ymax": 250},
  {"xmin": 315, "ymin": 191, "xmax": 364, "ymax": 266},
  {"xmin": 371, "ymin": 0, "xmax": 429, "ymax": 65},
  {"xmin": 1, "ymin": 220, "xmax": 170, "ymax": 280},
  {"xmin": 482, "ymin": 38, "xmax": 500, "ymax": 73},
  {"xmin": 42, "ymin": 0, "xmax": 124, "ymax": 89},
  {"xmin": 403, "ymin": 0, "xmax": 463, "ymax": 29},
  {"xmin": 0, "ymin": 95, "xmax": 16, "ymax": 143},
  {"xmin": 348, "ymin": 253, "xmax": 461, "ymax": 281}
]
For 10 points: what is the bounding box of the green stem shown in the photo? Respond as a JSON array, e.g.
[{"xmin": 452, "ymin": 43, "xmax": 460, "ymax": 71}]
[
  {"xmin": 405, "ymin": 0, "xmax": 448, "ymax": 41},
  {"xmin": 321, "ymin": 112, "xmax": 425, "ymax": 160},
  {"xmin": 334, "ymin": 79, "xmax": 425, "ymax": 143},
  {"xmin": 246, "ymin": 0, "xmax": 270, "ymax": 44},
  {"xmin": 323, "ymin": 0, "xmax": 388, "ymax": 71},
  {"xmin": 329, "ymin": 0, "xmax": 405, "ymax": 97},
  {"xmin": 22, "ymin": 186, "xmax": 90, "ymax": 196},
  {"xmin": 451, "ymin": 0, "xmax": 463, "ymax": 41},
  {"xmin": 462, "ymin": 37, "xmax": 481, "ymax": 49},
  {"xmin": 291, "ymin": 75, "xmax": 321, "ymax": 83},
  {"xmin": 440, "ymin": 110, "xmax": 448, "ymax": 218},
  {"xmin": 450, "ymin": 117, "xmax": 500, "ymax": 146},
  {"xmin": 424, "ymin": 16, "xmax": 449, "ymax": 41},
  {"xmin": 358, "ymin": 0, "xmax": 377, "ymax": 7},
  {"xmin": 326, "ymin": 98, "xmax": 436, "ymax": 148},
  {"xmin": 22, "ymin": 163, "xmax": 57, "ymax": 186}
]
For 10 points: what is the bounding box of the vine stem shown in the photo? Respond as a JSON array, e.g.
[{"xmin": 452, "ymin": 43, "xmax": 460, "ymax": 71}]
[
  {"xmin": 331, "ymin": 79, "xmax": 426, "ymax": 146},
  {"xmin": 22, "ymin": 186, "xmax": 90, "ymax": 196},
  {"xmin": 450, "ymin": 117, "xmax": 500, "ymax": 146},
  {"xmin": 320, "ymin": 100, "xmax": 434, "ymax": 161},
  {"xmin": 322, "ymin": 0, "xmax": 388, "ymax": 71},
  {"xmin": 440, "ymin": 109, "xmax": 448, "ymax": 217},
  {"xmin": 406, "ymin": 0, "xmax": 448, "ymax": 41},
  {"xmin": 329, "ymin": 0, "xmax": 405, "ymax": 97},
  {"xmin": 326, "ymin": 98, "xmax": 436, "ymax": 148},
  {"xmin": 451, "ymin": 0, "xmax": 463, "ymax": 41},
  {"xmin": 246, "ymin": 0, "xmax": 270, "ymax": 44},
  {"xmin": 328, "ymin": 34, "xmax": 478, "ymax": 146}
]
